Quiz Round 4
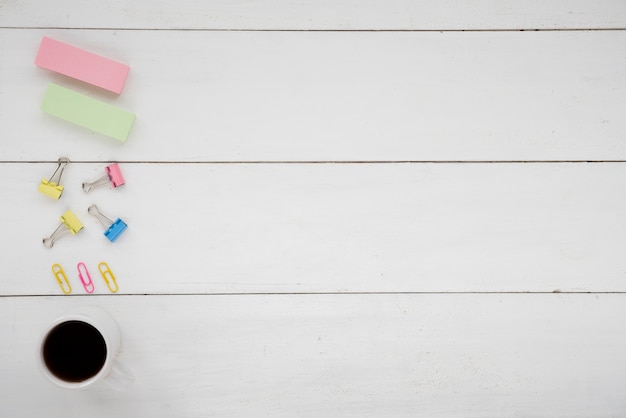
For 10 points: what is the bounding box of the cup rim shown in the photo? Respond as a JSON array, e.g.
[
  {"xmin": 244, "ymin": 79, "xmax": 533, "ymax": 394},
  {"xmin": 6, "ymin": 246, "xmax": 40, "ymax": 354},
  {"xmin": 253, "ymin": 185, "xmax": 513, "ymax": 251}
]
[{"xmin": 38, "ymin": 313, "xmax": 115, "ymax": 389}]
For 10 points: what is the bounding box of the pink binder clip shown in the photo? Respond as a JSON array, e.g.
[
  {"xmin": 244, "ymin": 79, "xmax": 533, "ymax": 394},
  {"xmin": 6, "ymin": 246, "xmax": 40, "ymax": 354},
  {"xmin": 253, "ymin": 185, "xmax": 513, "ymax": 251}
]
[
  {"xmin": 77, "ymin": 262, "xmax": 95, "ymax": 293},
  {"xmin": 82, "ymin": 163, "xmax": 126, "ymax": 193}
]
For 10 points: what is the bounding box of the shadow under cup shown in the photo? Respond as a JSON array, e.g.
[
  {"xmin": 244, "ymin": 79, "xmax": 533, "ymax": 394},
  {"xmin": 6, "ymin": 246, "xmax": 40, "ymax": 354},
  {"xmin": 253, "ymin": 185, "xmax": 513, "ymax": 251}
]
[{"xmin": 42, "ymin": 320, "xmax": 108, "ymax": 383}]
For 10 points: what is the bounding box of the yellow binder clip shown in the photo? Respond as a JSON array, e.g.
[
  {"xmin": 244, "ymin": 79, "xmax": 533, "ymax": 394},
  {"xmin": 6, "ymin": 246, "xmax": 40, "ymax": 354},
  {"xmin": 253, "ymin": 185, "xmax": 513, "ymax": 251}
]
[
  {"xmin": 52, "ymin": 263, "xmax": 72, "ymax": 294},
  {"xmin": 42, "ymin": 210, "xmax": 84, "ymax": 248},
  {"xmin": 38, "ymin": 157, "xmax": 70, "ymax": 200},
  {"xmin": 98, "ymin": 262, "xmax": 118, "ymax": 293}
]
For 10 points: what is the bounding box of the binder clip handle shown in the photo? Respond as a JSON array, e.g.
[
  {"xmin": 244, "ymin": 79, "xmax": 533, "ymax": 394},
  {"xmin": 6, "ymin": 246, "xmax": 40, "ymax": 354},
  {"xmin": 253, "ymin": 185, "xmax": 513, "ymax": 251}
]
[
  {"xmin": 49, "ymin": 157, "xmax": 70, "ymax": 183},
  {"xmin": 88, "ymin": 204, "xmax": 114, "ymax": 227},
  {"xmin": 82, "ymin": 175, "xmax": 109, "ymax": 193},
  {"xmin": 43, "ymin": 223, "xmax": 67, "ymax": 248}
]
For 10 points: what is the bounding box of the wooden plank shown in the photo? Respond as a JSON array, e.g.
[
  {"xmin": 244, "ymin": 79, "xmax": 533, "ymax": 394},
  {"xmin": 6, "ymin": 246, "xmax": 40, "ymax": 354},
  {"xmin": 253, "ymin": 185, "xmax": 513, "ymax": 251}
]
[
  {"xmin": 1, "ymin": 0, "xmax": 625, "ymax": 30},
  {"xmin": 4, "ymin": 162, "xmax": 626, "ymax": 296},
  {"xmin": 2, "ymin": 29, "xmax": 625, "ymax": 162},
  {"xmin": 2, "ymin": 294, "xmax": 625, "ymax": 416}
]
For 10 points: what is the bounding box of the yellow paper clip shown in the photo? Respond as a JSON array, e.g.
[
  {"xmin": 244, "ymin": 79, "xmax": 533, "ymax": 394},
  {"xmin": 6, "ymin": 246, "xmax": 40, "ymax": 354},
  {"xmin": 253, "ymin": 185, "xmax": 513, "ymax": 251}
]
[
  {"xmin": 98, "ymin": 262, "xmax": 118, "ymax": 293},
  {"xmin": 42, "ymin": 210, "xmax": 84, "ymax": 248},
  {"xmin": 52, "ymin": 263, "xmax": 72, "ymax": 294},
  {"xmin": 38, "ymin": 157, "xmax": 70, "ymax": 200}
]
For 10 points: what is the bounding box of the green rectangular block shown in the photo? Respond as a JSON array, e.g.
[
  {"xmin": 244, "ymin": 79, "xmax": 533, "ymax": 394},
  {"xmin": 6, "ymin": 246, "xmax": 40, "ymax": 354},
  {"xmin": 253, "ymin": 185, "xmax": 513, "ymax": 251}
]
[{"xmin": 41, "ymin": 83, "xmax": 135, "ymax": 142}]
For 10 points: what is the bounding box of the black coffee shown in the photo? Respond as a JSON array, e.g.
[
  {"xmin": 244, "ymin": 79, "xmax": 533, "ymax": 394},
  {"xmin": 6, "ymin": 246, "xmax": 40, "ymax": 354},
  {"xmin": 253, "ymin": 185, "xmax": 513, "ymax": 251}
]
[{"xmin": 43, "ymin": 320, "xmax": 107, "ymax": 382}]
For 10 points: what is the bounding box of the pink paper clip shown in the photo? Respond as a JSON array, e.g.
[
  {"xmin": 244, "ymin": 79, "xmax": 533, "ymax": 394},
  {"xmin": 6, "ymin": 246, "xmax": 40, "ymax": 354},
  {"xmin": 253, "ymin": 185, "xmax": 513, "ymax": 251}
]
[
  {"xmin": 82, "ymin": 163, "xmax": 126, "ymax": 193},
  {"xmin": 77, "ymin": 262, "xmax": 95, "ymax": 293}
]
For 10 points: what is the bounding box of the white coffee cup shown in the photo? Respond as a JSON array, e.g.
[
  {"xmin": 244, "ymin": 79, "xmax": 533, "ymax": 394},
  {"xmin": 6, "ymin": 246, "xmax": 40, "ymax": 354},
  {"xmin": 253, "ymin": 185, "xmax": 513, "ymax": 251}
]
[{"xmin": 38, "ymin": 306, "xmax": 132, "ymax": 390}]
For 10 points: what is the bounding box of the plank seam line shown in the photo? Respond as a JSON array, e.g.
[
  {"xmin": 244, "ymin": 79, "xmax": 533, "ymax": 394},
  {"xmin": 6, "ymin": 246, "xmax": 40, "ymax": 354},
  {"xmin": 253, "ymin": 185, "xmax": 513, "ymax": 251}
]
[
  {"xmin": 2, "ymin": 291, "xmax": 625, "ymax": 298},
  {"xmin": 2, "ymin": 160, "xmax": 626, "ymax": 165},
  {"xmin": 2, "ymin": 27, "xmax": 626, "ymax": 32}
]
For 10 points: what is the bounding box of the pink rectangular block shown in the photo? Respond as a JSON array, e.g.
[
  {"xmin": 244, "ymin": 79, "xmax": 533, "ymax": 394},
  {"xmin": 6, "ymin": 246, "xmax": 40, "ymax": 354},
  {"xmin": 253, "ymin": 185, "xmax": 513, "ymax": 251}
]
[
  {"xmin": 35, "ymin": 36, "xmax": 130, "ymax": 94},
  {"xmin": 106, "ymin": 163, "xmax": 126, "ymax": 187}
]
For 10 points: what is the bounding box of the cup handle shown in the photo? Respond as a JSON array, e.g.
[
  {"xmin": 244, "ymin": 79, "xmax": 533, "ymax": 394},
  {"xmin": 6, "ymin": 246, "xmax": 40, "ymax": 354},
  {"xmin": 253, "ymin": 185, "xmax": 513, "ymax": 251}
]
[{"xmin": 103, "ymin": 360, "xmax": 134, "ymax": 391}]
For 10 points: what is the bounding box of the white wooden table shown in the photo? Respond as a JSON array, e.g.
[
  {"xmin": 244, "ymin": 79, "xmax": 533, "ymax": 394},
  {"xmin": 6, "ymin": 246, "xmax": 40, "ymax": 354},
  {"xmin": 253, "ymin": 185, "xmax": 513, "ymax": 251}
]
[{"xmin": 1, "ymin": 1, "xmax": 626, "ymax": 416}]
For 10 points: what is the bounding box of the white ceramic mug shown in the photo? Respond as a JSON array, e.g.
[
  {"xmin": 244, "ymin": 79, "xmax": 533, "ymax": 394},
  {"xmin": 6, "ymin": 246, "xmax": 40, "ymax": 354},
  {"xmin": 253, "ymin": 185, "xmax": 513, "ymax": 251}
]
[{"xmin": 38, "ymin": 306, "xmax": 132, "ymax": 390}]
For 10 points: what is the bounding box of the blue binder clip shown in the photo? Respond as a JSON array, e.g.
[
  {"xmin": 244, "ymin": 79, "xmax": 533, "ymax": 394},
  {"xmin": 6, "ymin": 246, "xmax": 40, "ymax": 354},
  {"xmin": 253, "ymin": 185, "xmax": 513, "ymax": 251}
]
[{"xmin": 88, "ymin": 204, "xmax": 128, "ymax": 242}]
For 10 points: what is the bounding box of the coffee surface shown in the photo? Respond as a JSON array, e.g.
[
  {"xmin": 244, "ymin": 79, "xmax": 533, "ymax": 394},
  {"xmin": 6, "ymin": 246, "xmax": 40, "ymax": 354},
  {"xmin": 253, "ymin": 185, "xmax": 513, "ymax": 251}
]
[{"xmin": 43, "ymin": 320, "xmax": 107, "ymax": 382}]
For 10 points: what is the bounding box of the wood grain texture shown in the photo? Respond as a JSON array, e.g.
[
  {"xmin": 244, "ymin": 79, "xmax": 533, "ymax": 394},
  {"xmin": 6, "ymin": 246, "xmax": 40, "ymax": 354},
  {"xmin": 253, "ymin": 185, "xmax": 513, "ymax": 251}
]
[
  {"xmin": 1, "ymin": 1, "xmax": 625, "ymax": 416},
  {"xmin": 1, "ymin": 29, "xmax": 625, "ymax": 162},
  {"xmin": 1, "ymin": 0, "xmax": 625, "ymax": 30},
  {"xmin": 2, "ymin": 295, "xmax": 626, "ymax": 417},
  {"xmin": 4, "ymin": 162, "xmax": 626, "ymax": 295}
]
